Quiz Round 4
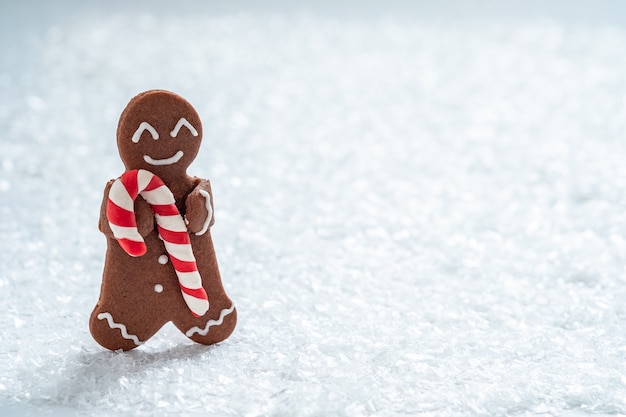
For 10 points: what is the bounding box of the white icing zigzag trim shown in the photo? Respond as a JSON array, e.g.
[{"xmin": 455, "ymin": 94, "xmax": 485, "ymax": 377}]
[
  {"xmin": 186, "ymin": 305, "xmax": 235, "ymax": 337},
  {"xmin": 97, "ymin": 312, "xmax": 144, "ymax": 346}
]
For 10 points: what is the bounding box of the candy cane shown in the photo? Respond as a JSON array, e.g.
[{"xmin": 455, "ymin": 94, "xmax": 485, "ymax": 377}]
[{"xmin": 106, "ymin": 169, "xmax": 209, "ymax": 317}]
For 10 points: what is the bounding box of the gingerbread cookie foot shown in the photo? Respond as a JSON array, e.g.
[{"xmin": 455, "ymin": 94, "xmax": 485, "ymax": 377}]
[
  {"xmin": 177, "ymin": 305, "xmax": 238, "ymax": 345},
  {"xmin": 89, "ymin": 307, "xmax": 153, "ymax": 351}
]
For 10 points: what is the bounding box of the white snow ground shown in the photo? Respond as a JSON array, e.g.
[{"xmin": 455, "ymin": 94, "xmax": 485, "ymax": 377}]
[{"xmin": 2, "ymin": 2, "xmax": 626, "ymax": 416}]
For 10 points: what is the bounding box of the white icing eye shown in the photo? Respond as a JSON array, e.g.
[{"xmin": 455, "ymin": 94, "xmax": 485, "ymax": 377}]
[
  {"xmin": 132, "ymin": 122, "xmax": 159, "ymax": 143},
  {"xmin": 170, "ymin": 117, "xmax": 198, "ymax": 138}
]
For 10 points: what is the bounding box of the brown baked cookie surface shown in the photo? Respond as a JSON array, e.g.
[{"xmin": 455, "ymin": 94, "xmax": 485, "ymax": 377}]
[{"xmin": 90, "ymin": 90, "xmax": 236, "ymax": 351}]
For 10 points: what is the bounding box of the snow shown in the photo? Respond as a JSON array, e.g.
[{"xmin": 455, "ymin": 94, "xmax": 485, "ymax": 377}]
[{"xmin": 2, "ymin": 2, "xmax": 626, "ymax": 416}]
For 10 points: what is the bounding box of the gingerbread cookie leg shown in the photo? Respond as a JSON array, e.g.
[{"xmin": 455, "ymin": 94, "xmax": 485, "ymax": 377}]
[
  {"xmin": 174, "ymin": 304, "xmax": 237, "ymax": 346},
  {"xmin": 89, "ymin": 242, "xmax": 172, "ymax": 351},
  {"xmin": 171, "ymin": 231, "xmax": 237, "ymax": 346},
  {"xmin": 90, "ymin": 304, "xmax": 155, "ymax": 351}
]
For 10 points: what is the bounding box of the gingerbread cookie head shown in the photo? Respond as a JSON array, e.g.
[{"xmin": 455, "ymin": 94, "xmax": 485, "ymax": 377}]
[{"xmin": 116, "ymin": 90, "xmax": 203, "ymax": 178}]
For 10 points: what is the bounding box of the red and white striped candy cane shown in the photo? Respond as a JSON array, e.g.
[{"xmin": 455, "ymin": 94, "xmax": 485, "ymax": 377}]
[{"xmin": 106, "ymin": 169, "xmax": 209, "ymax": 317}]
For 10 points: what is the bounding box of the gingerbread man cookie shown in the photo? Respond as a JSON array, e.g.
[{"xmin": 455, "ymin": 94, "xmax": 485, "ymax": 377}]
[{"xmin": 90, "ymin": 90, "xmax": 236, "ymax": 351}]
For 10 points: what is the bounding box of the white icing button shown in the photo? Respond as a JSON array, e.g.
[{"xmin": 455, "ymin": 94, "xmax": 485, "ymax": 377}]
[
  {"xmin": 154, "ymin": 284, "xmax": 164, "ymax": 293},
  {"xmin": 158, "ymin": 255, "xmax": 168, "ymax": 264}
]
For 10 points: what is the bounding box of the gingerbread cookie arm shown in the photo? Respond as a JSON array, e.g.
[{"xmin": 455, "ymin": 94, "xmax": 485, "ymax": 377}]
[
  {"xmin": 99, "ymin": 179, "xmax": 154, "ymax": 238},
  {"xmin": 185, "ymin": 178, "xmax": 214, "ymax": 235}
]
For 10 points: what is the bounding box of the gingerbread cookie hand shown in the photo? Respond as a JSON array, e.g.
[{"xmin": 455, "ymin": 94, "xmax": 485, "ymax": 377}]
[
  {"xmin": 134, "ymin": 197, "xmax": 155, "ymax": 237},
  {"xmin": 185, "ymin": 180, "xmax": 214, "ymax": 235},
  {"xmin": 98, "ymin": 180, "xmax": 154, "ymax": 238},
  {"xmin": 99, "ymin": 180, "xmax": 154, "ymax": 238}
]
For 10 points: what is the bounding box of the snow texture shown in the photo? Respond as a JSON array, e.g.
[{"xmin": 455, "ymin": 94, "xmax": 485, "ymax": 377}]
[{"xmin": 2, "ymin": 5, "xmax": 626, "ymax": 417}]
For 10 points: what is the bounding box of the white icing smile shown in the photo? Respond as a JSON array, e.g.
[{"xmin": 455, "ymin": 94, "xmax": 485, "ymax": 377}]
[{"xmin": 143, "ymin": 151, "xmax": 184, "ymax": 166}]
